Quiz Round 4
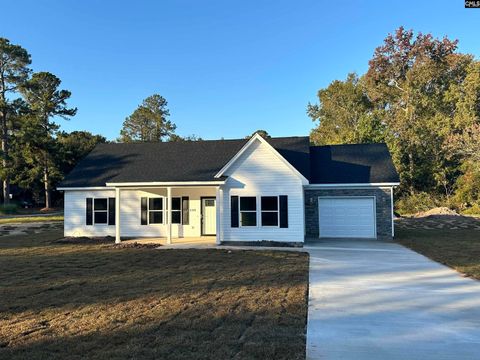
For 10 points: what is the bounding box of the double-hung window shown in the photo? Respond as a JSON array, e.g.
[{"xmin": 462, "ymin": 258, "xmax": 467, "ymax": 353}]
[
  {"xmin": 171, "ymin": 197, "xmax": 181, "ymax": 224},
  {"xmin": 149, "ymin": 198, "xmax": 164, "ymax": 224},
  {"xmin": 94, "ymin": 198, "xmax": 108, "ymax": 224},
  {"xmin": 240, "ymin": 197, "xmax": 257, "ymax": 226},
  {"xmin": 261, "ymin": 196, "xmax": 279, "ymax": 226}
]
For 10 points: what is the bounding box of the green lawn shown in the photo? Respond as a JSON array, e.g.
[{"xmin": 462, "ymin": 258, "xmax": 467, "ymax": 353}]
[
  {"xmin": 396, "ymin": 227, "xmax": 480, "ymax": 280},
  {"xmin": 0, "ymin": 216, "xmax": 64, "ymax": 224},
  {"xmin": 0, "ymin": 230, "xmax": 309, "ymax": 360}
]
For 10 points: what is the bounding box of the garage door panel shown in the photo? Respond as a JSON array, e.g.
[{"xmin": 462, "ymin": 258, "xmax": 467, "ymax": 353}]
[{"xmin": 318, "ymin": 197, "xmax": 376, "ymax": 238}]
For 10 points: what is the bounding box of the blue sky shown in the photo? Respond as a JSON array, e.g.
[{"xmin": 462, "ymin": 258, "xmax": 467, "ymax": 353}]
[{"xmin": 2, "ymin": 1, "xmax": 479, "ymax": 140}]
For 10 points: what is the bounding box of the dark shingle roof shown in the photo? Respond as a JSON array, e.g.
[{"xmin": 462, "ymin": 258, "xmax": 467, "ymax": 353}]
[
  {"xmin": 309, "ymin": 143, "xmax": 400, "ymax": 184},
  {"xmin": 59, "ymin": 136, "xmax": 311, "ymax": 187},
  {"xmin": 59, "ymin": 137, "xmax": 399, "ymax": 188}
]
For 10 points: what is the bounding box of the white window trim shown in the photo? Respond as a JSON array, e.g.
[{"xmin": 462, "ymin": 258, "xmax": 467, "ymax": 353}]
[
  {"xmin": 260, "ymin": 196, "xmax": 280, "ymax": 227},
  {"xmin": 93, "ymin": 197, "xmax": 109, "ymax": 226},
  {"xmin": 147, "ymin": 196, "xmax": 165, "ymax": 226},
  {"xmin": 239, "ymin": 196, "xmax": 258, "ymax": 228}
]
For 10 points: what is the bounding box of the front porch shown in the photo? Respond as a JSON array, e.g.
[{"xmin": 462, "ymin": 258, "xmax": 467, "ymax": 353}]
[{"xmin": 109, "ymin": 183, "xmax": 225, "ymax": 244}]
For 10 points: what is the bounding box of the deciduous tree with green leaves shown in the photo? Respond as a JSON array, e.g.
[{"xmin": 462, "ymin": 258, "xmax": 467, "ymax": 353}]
[
  {"xmin": 308, "ymin": 73, "xmax": 386, "ymax": 145},
  {"xmin": 245, "ymin": 130, "xmax": 271, "ymax": 139},
  {"xmin": 309, "ymin": 27, "xmax": 479, "ymax": 205},
  {"xmin": 56, "ymin": 131, "xmax": 107, "ymax": 174}
]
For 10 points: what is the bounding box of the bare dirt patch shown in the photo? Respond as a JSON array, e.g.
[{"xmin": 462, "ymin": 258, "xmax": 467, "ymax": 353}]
[
  {"xmin": 0, "ymin": 231, "xmax": 309, "ymax": 360},
  {"xmin": 412, "ymin": 206, "xmax": 459, "ymax": 218},
  {"xmin": 0, "ymin": 221, "xmax": 63, "ymax": 236},
  {"xmin": 395, "ymin": 213, "xmax": 480, "ymax": 230}
]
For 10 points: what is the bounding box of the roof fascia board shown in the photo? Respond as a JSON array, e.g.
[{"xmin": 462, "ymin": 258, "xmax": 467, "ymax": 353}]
[
  {"xmin": 304, "ymin": 182, "xmax": 400, "ymax": 189},
  {"xmin": 105, "ymin": 180, "xmax": 225, "ymax": 187},
  {"xmin": 57, "ymin": 186, "xmax": 115, "ymax": 191},
  {"xmin": 214, "ymin": 133, "xmax": 309, "ymax": 185}
]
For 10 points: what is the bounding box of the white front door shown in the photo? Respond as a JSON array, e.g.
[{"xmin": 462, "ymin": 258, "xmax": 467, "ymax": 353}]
[
  {"xmin": 202, "ymin": 198, "xmax": 216, "ymax": 235},
  {"xmin": 318, "ymin": 197, "xmax": 376, "ymax": 238}
]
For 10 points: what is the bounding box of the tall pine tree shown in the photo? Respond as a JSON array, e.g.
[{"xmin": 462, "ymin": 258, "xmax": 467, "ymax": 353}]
[
  {"xmin": 19, "ymin": 72, "xmax": 76, "ymax": 208},
  {"xmin": 0, "ymin": 38, "xmax": 31, "ymax": 204},
  {"xmin": 120, "ymin": 94, "xmax": 176, "ymax": 142}
]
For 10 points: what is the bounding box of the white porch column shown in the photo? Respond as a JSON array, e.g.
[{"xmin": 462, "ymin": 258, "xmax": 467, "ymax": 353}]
[
  {"xmin": 215, "ymin": 186, "xmax": 221, "ymax": 245},
  {"xmin": 167, "ymin": 186, "xmax": 172, "ymax": 244},
  {"xmin": 115, "ymin": 187, "xmax": 121, "ymax": 244},
  {"xmin": 391, "ymin": 187, "xmax": 395, "ymax": 238}
]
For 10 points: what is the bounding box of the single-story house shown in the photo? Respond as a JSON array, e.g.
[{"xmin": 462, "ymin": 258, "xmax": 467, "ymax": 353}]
[{"xmin": 58, "ymin": 133, "xmax": 400, "ymax": 246}]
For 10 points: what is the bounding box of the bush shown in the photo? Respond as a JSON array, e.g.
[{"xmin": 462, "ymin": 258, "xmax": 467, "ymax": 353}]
[
  {"xmin": 0, "ymin": 204, "xmax": 19, "ymax": 215},
  {"xmin": 395, "ymin": 192, "xmax": 439, "ymax": 215},
  {"xmin": 462, "ymin": 203, "xmax": 480, "ymax": 216}
]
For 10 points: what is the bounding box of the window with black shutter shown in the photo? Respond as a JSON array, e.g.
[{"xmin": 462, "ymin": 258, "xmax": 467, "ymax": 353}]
[
  {"xmin": 240, "ymin": 197, "xmax": 257, "ymax": 226},
  {"xmin": 261, "ymin": 196, "xmax": 279, "ymax": 226},
  {"xmin": 171, "ymin": 197, "xmax": 181, "ymax": 224},
  {"xmin": 93, "ymin": 198, "xmax": 108, "ymax": 224},
  {"xmin": 148, "ymin": 198, "xmax": 164, "ymax": 224},
  {"xmin": 141, "ymin": 197, "xmax": 148, "ymax": 225},
  {"xmin": 279, "ymin": 195, "xmax": 288, "ymax": 228},
  {"xmin": 86, "ymin": 198, "xmax": 93, "ymax": 225},
  {"xmin": 230, "ymin": 196, "xmax": 239, "ymax": 227},
  {"xmin": 108, "ymin": 198, "xmax": 116, "ymax": 225}
]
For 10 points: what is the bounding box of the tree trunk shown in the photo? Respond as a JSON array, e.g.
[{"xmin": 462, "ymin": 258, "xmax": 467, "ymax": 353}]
[
  {"xmin": 408, "ymin": 151, "xmax": 415, "ymax": 195},
  {"xmin": 1, "ymin": 111, "xmax": 9, "ymax": 205},
  {"xmin": 44, "ymin": 153, "xmax": 51, "ymax": 209}
]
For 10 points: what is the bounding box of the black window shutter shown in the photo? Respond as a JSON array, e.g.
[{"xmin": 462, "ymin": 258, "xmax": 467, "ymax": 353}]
[
  {"xmin": 108, "ymin": 198, "xmax": 116, "ymax": 225},
  {"xmin": 182, "ymin": 197, "xmax": 189, "ymax": 225},
  {"xmin": 141, "ymin": 197, "xmax": 148, "ymax": 225},
  {"xmin": 86, "ymin": 198, "xmax": 93, "ymax": 225},
  {"xmin": 231, "ymin": 196, "xmax": 239, "ymax": 227},
  {"xmin": 279, "ymin": 195, "xmax": 288, "ymax": 228}
]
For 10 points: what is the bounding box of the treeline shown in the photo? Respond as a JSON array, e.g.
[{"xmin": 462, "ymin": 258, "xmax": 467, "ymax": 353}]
[
  {"xmin": 0, "ymin": 38, "xmax": 201, "ymax": 210},
  {"xmin": 4, "ymin": 28, "xmax": 480, "ymax": 213},
  {"xmin": 0, "ymin": 38, "xmax": 90, "ymax": 209},
  {"xmin": 308, "ymin": 27, "xmax": 480, "ymax": 214}
]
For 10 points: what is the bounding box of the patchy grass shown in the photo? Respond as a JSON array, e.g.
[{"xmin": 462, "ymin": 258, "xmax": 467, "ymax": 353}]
[
  {"xmin": 0, "ymin": 230, "xmax": 309, "ymax": 360},
  {"xmin": 0, "ymin": 216, "xmax": 64, "ymax": 224},
  {"xmin": 396, "ymin": 227, "xmax": 480, "ymax": 280}
]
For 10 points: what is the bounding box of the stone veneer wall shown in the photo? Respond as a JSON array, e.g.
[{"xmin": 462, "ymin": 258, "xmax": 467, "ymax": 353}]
[{"xmin": 304, "ymin": 188, "xmax": 393, "ymax": 240}]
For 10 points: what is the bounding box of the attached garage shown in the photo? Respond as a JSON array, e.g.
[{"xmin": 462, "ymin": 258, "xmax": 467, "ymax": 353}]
[{"xmin": 318, "ymin": 197, "xmax": 376, "ymax": 239}]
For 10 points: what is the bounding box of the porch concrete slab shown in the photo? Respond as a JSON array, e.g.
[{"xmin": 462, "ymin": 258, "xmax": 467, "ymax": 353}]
[
  {"xmin": 123, "ymin": 236, "xmax": 216, "ymax": 246},
  {"xmin": 157, "ymin": 243, "xmax": 307, "ymax": 251},
  {"xmin": 305, "ymin": 239, "xmax": 480, "ymax": 360}
]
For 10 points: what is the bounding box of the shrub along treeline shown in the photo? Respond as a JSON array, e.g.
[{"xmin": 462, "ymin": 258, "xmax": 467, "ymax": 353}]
[
  {"xmin": 308, "ymin": 27, "xmax": 480, "ymax": 215},
  {"xmin": 0, "ymin": 38, "xmax": 106, "ymax": 211}
]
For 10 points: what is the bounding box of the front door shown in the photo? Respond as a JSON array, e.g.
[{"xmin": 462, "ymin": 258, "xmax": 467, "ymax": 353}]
[{"xmin": 201, "ymin": 198, "xmax": 216, "ymax": 235}]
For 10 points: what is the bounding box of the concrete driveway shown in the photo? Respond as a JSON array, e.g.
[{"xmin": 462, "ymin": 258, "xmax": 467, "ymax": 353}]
[{"xmin": 305, "ymin": 240, "xmax": 480, "ymax": 360}]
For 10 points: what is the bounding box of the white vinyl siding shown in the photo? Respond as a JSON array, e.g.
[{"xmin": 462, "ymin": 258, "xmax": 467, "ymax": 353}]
[
  {"xmin": 64, "ymin": 187, "xmax": 215, "ymax": 238},
  {"xmin": 64, "ymin": 189, "xmax": 116, "ymax": 237},
  {"xmin": 220, "ymin": 138, "xmax": 305, "ymax": 243},
  {"xmin": 318, "ymin": 197, "xmax": 376, "ymax": 238}
]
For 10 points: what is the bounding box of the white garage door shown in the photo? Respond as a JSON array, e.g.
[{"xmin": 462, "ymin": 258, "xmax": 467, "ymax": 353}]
[{"xmin": 318, "ymin": 197, "xmax": 376, "ymax": 238}]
